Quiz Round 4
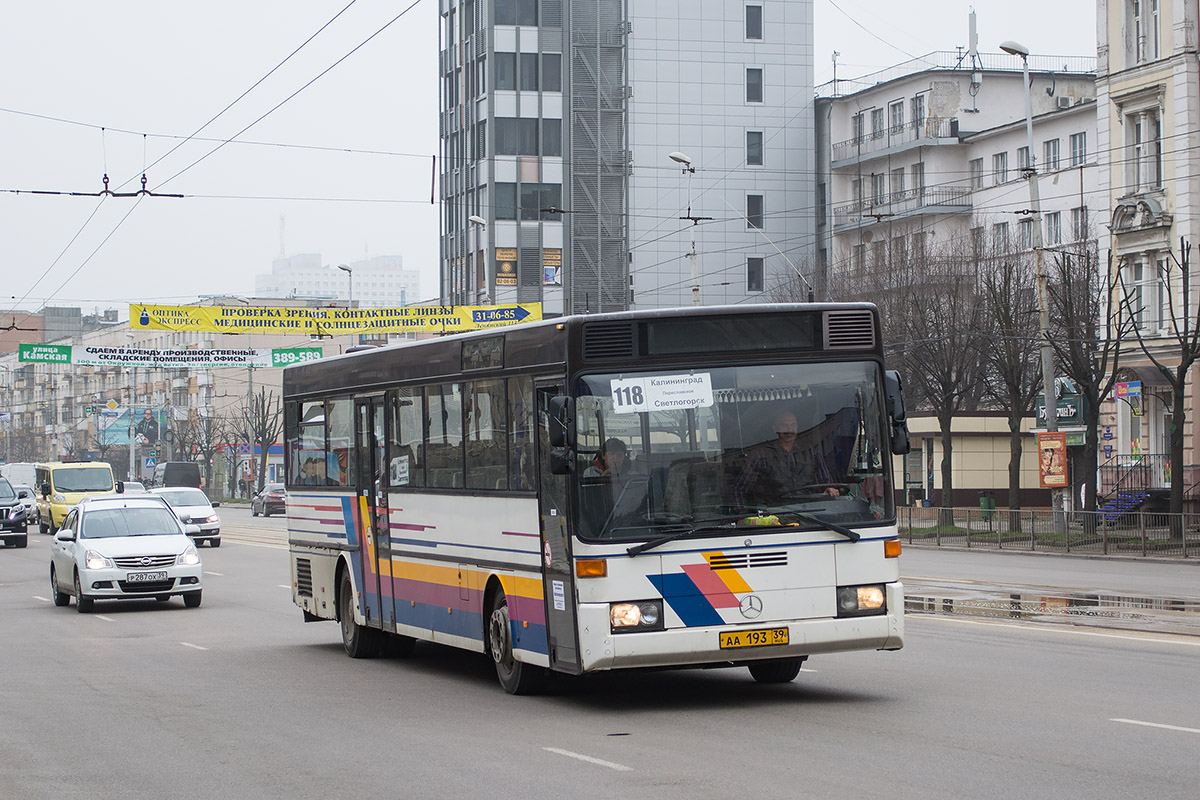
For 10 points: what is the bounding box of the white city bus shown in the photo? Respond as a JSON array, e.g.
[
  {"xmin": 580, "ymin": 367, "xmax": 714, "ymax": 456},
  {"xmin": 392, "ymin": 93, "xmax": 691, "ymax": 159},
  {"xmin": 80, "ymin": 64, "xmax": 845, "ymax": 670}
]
[{"xmin": 283, "ymin": 304, "xmax": 909, "ymax": 693}]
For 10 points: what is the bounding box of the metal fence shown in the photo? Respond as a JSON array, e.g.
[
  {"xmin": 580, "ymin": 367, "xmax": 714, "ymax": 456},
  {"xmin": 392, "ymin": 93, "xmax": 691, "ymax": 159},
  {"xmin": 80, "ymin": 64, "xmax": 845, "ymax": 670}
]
[{"xmin": 898, "ymin": 506, "xmax": 1197, "ymax": 558}]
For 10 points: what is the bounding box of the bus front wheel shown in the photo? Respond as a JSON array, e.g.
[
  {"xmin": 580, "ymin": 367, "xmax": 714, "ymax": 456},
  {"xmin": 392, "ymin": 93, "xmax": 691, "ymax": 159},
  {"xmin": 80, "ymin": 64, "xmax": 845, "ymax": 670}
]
[
  {"xmin": 339, "ymin": 571, "xmax": 381, "ymax": 658},
  {"xmin": 748, "ymin": 657, "xmax": 805, "ymax": 684},
  {"xmin": 487, "ymin": 591, "xmax": 543, "ymax": 695}
]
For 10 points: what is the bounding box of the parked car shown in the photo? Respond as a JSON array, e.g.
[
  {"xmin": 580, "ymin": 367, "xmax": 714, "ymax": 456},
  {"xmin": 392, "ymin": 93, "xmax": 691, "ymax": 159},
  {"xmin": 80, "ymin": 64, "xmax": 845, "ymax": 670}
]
[
  {"xmin": 150, "ymin": 487, "xmax": 221, "ymax": 547},
  {"xmin": 0, "ymin": 477, "xmax": 29, "ymax": 548},
  {"xmin": 251, "ymin": 484, "xmax": 286, "ymax": 517},
  {"xmin": 123, "ymin": 481, "xmax": 147, "ymax": 493},
  {"xmin": 12, "ymin": 484, "xmax": 37, "ymax": 516},
  {"xmin": 49, "ymin": 494, "xmax": 203, "ymax": 610}
]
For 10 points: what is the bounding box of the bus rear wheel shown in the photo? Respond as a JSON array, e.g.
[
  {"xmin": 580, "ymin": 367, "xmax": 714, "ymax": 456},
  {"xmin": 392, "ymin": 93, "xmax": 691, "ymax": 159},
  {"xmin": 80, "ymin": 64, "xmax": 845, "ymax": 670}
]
[
  {"xmin": 487, "ymin": 591, "xmax": 543, "ymax": 695},
  {"xmin": 339, "ymin": 571, "xmax": 381, "ymax": 658},
  {"xmin": 748, "ymin": 657, "xmax": 805, "ymax": 684}
]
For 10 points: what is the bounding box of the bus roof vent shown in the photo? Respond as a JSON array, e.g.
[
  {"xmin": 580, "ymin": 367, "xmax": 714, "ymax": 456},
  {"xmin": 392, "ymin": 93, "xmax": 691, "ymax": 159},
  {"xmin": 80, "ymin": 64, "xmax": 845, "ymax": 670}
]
[
  {"xmin": 583, "ymin": 321, "xmax": 636, "ymax": 360},
  {"xmin": 824, "ymin": 310, "xmax": 875, "ymax": 350}
]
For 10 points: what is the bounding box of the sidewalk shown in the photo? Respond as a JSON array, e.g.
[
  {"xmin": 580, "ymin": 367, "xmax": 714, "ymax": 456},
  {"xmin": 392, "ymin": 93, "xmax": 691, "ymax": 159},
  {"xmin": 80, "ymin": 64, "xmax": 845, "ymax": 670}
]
[{"xmin": 900, "ymin": 544, "xmax": 1200, "ymax": 636}]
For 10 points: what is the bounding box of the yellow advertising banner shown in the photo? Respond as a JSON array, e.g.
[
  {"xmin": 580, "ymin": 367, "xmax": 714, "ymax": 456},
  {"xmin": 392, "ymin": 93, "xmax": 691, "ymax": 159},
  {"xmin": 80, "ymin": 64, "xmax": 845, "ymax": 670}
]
[{"xmin": 129, "ymin": 303, "xmax": 543, "ymax": 335}]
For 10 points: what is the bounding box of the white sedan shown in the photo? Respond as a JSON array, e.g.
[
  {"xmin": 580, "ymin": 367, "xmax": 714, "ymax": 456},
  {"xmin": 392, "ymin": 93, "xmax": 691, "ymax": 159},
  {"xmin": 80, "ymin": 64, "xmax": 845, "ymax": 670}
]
[
  {"xmin": 50, "ymin": 495, "xmax": 203, "ymax": 611},
  {"xmin": 150, "ymin": 487, "xmax": 221, "ymax": 547}
]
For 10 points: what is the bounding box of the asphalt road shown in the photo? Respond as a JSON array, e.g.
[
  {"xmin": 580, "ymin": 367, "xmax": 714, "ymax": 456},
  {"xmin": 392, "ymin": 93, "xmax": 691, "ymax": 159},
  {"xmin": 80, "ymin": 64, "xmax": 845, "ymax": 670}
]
[{"xmin": 1, "ymin": 508, "xmax": 1197, "ymax": 799}]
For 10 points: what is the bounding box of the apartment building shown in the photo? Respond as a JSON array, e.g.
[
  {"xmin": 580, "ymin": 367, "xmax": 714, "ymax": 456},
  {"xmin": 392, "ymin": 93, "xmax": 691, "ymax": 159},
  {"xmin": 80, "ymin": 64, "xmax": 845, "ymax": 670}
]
[
  {"xmin": 255, "ymin": 254, "xmax": 421, "ymax": 309},
  {"xmin": 438, "ymin": 0, "xmax": 814, "ymax": 313},
  {"xmin": 815, "ymin": 50, "xmax": 1099, "ymax": 295},
  {"xmin": 1096, "ymin": 0, "xmax": 1200, "ymax": 472}
]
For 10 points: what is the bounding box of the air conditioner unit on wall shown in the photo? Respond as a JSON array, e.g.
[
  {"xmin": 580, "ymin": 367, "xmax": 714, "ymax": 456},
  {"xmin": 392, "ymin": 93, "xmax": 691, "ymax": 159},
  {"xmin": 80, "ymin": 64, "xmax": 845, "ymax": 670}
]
[{"xmin": 1057, "ymin": 96, "xmax": 1072, "ymax": 110}]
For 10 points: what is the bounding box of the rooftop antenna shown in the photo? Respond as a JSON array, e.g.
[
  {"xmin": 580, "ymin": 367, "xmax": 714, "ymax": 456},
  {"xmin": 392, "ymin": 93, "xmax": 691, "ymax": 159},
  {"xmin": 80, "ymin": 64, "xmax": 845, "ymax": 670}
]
[
  {"xmin": 967, "ymin": 8, "xmax": 982, "ymax": 111},
  {"xmin": 831, "ymin": 51, "xmax": 840, "ymax": 97}
]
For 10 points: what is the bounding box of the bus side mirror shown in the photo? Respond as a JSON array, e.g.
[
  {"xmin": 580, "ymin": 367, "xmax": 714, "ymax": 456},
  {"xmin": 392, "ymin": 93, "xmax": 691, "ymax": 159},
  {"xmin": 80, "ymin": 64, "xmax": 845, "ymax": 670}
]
[
  {"xmin": 550, "ymin": 448, "xmax": 574, "ymax": 475},
  {"xmin": 891, "ymin": 421, "xmax": 911, "ymax": 456},
  {"xmin": 884, "ymin": 370, "xmax": 907, "ymax": 423},
  {"xmin": 115, "ymin": 481, "xmax": 125, "ymax": 494},
  {"xmin": 548, "ymin": 396, "xmax": 574, "ymax": 448}
]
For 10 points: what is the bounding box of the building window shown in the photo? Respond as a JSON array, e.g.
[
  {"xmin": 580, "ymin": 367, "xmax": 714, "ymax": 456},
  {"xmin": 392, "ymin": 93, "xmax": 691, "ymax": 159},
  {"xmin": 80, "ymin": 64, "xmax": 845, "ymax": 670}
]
[
  {"xmin": 747, "ymin": 194, "xmax": 764, "ymax": 229},
  {"xmin": 992, "ymin": 222, "xmax": 1010, "ymax": 253},
  {"xmin": 852, "ymin": 178, "xmax": 863, "ymax": 207},
  {"xmin": 969, "ymin": 158, "xmax": 984, "ymax": 189},
  {"xmin": 889, "ymin": 100, "xmax": 905, "ymax": 134},
  {"xmin": 519, "ymin": 183, "xmax": 562, "ymax": 220},
  {"xmin": 911, "ymin": 231, "xmax": 927, "ymax": 262},
  {"xmin": 745, "ymin": 4, "xmax": 763, "ymax": 39},
  {"xmin": 890, "ymin": 167, "xmax": 905, "ymax": 198},
  {"xmin": 495, "ymin": 182, "xmax": 518, "ymax": 220},
  {"xmin": 852, "ymin": 112, "xmax": 865, "ymax": 142},
  {"xmin": 1018, "ymin": 218, "xmax": 1034, "ymax": 250},
  {"xmin": 1129, "ymin": 110, "xmax": 1162, "ymax": 191},
  {"xmin": 1045, "ymin": 211, "xmax": 1062, "ymax": 245},
  {"xmin": 746, "ymin": 68, "xmax": 763, "ymax": 102},
  {"xmin": 852, "ymin": 244, "xmax": 865, "ymax": 273},
  {"xmin": 890, "ymin": 236, "xmax": 907, "ymax": 265},
  {"xmin": 911, "ymin": 162, "xmax": 925, "ymax": 196},
  {"xmin": 495, "ymin": 52, "xmax": 516, "ymax": 90},
  {"xmin": 1070, "ymin": 132, "xmax": 1087, "ymax": 166},
  {"xmin": 992, "ymin": 152, "xmax": 1008, "ymax": 185},
  {"xmin": 911, "ymin": 94, "xmax": 926, "ymax": 131},
  {"xmin": 872, "ymin": 173, "xmax": 885, "ymax": 205},
  {"xmin": 542, "ymin": 53, "xmax": 562, "ymax": 92},
  {"xmin": 1071, "ymin": 206, "xmax": 1088, "ymax": 241},
  {"xmin": 746, "ymin": 130, "xmax": 764, "ymax": 166},
  {"xmin": 871, "ymin": 108, "xmax": 885, "ymax": 139},
  {"xmin": 1017, "ymin": 146, "xmax": 1030, "ymax": 172},
  {"xmin": 494, "ymin": 0, "xmax": 538, "ymax": 26},
  {"xmin": 1044, "ymin": 138, "xmax": 1061, "ymax": 171},
  {"xmin": 542, "ymin": 118, "xmax": 562, "ymax": 156},
  {"xmin": 519, "ymin": 53, "xmax": 539, "ymax": 90},
  {"xmin": 747, "ymin": 257, "xmax": 764, "ymax": 291},
  {"xmin": 1125, "ymin": 259, "xmax": 1160, "ymax": 330},
  {"xmin": 495, "ymin": 118, "xmax": 540, "ymax": 155}
]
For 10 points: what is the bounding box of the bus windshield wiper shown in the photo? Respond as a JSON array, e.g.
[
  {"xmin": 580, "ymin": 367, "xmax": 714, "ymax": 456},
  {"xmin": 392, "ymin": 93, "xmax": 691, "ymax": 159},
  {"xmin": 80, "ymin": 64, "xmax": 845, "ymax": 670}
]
[
  {"xmin": 773, "ymin": 510, "xmax": 860, "ymax": 542},
  {"xmin": 625, "ymin": 515, "xmax": 754, "ymax": 557}
]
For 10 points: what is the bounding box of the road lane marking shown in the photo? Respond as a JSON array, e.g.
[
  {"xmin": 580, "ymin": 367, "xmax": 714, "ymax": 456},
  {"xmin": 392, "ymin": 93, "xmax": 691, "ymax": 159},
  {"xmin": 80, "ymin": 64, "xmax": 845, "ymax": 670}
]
[
  {"xmin": 33, "ymin": 596, "xmax": 50, "ymax": 603},
  {"xmin": 277, "ymin": 585, "xmax": 291, "ymax": 589},
  {"xmin": 95, "ymin": 615, "xmax": 115, "ymax": 622},
  {"xmin": 1111, "ymin": 718, "xmax": 1200, "ymax": 735},
  {"xmin": 204, "ymin": 571, "xmax": 224, "ymax": 576},
  {"xmin": 179, "ymin": 642, "xmax": 208, "ymax": 651},
  {"xmin": 799, "ymin": 667, "xmax": 818, "ymax": 673},
  {"xmin": 543, "ymin": 747, "xmax": 632, "ymax": 772},
  {"xmin": 915, "ymin": 613, "xmax": 1200, "ymax": 647}
]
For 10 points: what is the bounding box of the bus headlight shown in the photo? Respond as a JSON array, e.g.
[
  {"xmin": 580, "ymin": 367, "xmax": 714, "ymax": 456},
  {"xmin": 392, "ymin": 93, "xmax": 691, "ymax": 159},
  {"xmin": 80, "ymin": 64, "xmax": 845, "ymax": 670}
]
[
  {"xmin": 610, "ymin": 601, "xmax": 664, "ymax": 633},
  {"xmin": 836, "ymin": 584, "xmax": 887, "ymax": 617}
]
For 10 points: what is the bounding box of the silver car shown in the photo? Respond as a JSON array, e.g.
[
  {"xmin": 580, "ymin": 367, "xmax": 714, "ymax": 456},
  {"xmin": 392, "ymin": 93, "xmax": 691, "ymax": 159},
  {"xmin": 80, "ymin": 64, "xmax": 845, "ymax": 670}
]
[
  {"xmin": 150, "ymin": 487, "xmax": 221, "ymax": 547},
  {"xmin": 50, "ymin": 495, "xmax": 203, "ymax": 611}
]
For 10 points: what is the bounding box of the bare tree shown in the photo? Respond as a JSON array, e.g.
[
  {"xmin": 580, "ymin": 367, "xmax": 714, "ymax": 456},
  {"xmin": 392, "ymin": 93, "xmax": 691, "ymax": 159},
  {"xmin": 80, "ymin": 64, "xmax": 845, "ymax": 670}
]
[
  {"xmin": 234, "ymin": 389, "xmax": 284, "ymax": 495},
  {"xmin": 981, "ymin": 256, "xmax": 1042, "ymax": 516},
  {"xmin": 1117, "ymin": 238, "xmax": 1197, "ymax": 534},
  {"xmin": 1047, "ymin": 245, "xmax": 1131, "ymax": 523}
]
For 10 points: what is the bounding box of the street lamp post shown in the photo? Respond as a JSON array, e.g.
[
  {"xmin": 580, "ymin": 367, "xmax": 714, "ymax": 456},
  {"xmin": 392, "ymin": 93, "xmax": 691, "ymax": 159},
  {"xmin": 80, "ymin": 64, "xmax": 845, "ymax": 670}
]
[
  {"xmin": 1001, "ymin": 39, "xmax": 1063, "ymax": 522},
  {"xmin": 126, "ymin": 332, "xmax": 137, "ymax": 481},
  {"xmin": 669, "ymin": 151, "xmax": 703, "ymax": 306},
  {"xmin": 337, "ymin": 264, "xmax": 353, "ymax": 309},
  {"xmin": 468, "ymin": 215, "xmax": 487, "ymax": 305}
]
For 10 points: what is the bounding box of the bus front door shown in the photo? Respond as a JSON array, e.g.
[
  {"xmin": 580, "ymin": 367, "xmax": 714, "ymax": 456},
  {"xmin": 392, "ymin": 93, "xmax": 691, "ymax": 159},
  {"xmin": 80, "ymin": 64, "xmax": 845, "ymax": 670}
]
[
  {"xmin": 355, "ymin": 397, "xmax": 393, "ymax": 632},
  {"xmin": 536, "ymin": 382, "xmax": 582, "ymax": 674}
]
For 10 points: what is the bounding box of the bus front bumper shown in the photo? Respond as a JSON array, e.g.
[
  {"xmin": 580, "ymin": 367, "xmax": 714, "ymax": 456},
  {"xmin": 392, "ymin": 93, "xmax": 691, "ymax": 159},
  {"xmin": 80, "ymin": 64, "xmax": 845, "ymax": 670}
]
[{"xmin": 577, "ymin": 582, "xmax": 904, "ymax": 673}]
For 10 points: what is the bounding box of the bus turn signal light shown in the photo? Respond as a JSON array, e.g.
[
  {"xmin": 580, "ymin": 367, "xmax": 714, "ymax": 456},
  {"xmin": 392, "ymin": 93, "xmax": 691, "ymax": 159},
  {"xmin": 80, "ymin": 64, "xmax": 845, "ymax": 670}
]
[
  {"xmin": 576, "ymin": 559, "xmax": 607, "ymax": 578},
  {"xmin": 884, "ymin": 539, "xmax": 902, "ymax": 558}
]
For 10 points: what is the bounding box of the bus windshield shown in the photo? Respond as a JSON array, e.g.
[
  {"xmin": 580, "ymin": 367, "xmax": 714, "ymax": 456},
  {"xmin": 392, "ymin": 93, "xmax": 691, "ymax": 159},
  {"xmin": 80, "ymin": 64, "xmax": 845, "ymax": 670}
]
[{"xmin": 574, "ymin": 361, "xmax": 893, "ymax": 541}]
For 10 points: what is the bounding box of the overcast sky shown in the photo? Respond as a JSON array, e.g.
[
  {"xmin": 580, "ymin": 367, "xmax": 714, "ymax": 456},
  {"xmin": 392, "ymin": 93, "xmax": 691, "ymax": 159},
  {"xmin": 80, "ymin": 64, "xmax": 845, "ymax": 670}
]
[{"xmin": 0, "ymin": 0, "xmax": 1095, "ymax": 318}]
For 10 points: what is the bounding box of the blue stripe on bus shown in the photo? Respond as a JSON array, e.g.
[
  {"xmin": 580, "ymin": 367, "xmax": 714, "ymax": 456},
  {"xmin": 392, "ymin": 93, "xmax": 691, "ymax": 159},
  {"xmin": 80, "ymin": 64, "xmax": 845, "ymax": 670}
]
[
  {"xmin": 388, "ymin": 599, "xmax": 549, "ymax": 655},
  {"xmin": 648, "ymin": 573, "xmax": 725, "ymax": 627}
]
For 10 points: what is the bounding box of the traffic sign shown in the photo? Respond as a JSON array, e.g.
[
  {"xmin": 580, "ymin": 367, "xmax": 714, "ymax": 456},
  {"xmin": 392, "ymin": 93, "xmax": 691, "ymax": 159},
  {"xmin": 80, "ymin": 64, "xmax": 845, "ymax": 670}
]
[
  {"xmin": 144, "ymin": 457, "xmax": 157, "ymax": 469},
  {"xmin": 107, "ymin": 399, "xmax": 118, "ymax": 410}
]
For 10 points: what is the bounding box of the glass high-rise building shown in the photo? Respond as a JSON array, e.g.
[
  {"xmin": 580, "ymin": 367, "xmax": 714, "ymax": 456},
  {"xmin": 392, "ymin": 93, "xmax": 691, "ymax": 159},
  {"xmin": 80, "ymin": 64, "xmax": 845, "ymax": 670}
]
[{"xmin": 439, "ymin": 0, "xmax": 814, "ymax": 313}]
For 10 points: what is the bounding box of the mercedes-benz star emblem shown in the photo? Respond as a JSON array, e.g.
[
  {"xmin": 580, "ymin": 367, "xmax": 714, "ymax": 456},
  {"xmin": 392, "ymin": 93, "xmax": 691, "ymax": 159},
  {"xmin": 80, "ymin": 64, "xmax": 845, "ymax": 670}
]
[
  {"xmin": 739, "ymin": 594, "xmax": 763, "ymax": 619},
  {"xmin": 140, "ymin": 557, "xmax": 152, "ymax": 567}
]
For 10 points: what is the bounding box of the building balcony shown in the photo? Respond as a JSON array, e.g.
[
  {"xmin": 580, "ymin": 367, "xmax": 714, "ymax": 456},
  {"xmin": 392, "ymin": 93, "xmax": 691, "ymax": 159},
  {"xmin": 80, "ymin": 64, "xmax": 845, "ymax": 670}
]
[
  {"xmin": 831, "ymin": 187, "xmax": 973, "ymax": 233},
  {"xmin": 831, "ymin": 117, "xmax": 958, "ymax": 165}
]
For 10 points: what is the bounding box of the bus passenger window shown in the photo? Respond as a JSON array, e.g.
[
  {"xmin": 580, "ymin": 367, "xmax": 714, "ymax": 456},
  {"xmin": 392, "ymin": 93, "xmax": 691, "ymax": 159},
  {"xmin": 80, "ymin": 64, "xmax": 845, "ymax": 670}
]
[
  {"xmin": 426, "ymin": 383, "xmax": 463, "ymax": 489},
  {"xmin": 466, "ymin": 379, "xmax": 508, "ymax": 490},
  {"xmin": 326, "ymin": 398, "xmax": 355, "ymax": 487},
  {"xmin": 390, "ymin": 388, "xmax": 425, "ymax": 488},
  {"xmin": 509, "ymin": 377, "xmax": 535, "ymax": 491}
]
